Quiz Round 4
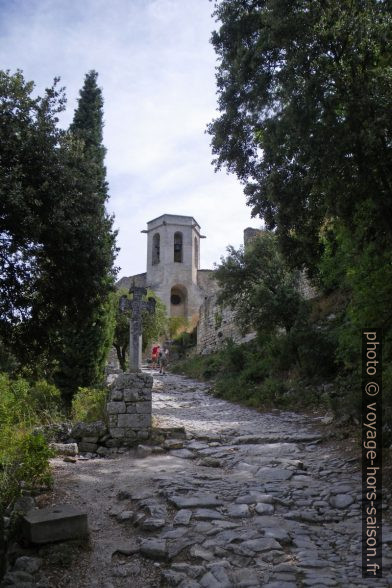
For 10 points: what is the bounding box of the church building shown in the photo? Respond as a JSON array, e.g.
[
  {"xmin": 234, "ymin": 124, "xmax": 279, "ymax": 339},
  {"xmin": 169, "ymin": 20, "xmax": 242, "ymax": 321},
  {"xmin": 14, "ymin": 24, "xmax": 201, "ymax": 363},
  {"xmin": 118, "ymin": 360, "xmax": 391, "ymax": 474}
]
[{"xmin": 117, "ymin": 214, "xmax": 217, "ymax": 324}]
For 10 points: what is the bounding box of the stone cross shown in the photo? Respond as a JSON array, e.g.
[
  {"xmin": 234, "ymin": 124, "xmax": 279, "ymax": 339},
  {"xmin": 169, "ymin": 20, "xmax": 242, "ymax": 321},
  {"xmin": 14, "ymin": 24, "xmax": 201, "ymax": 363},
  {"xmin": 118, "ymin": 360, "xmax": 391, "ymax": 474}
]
[{"xmin": 119, "ymin": 287, "xmax": 156, "ymax": 372}]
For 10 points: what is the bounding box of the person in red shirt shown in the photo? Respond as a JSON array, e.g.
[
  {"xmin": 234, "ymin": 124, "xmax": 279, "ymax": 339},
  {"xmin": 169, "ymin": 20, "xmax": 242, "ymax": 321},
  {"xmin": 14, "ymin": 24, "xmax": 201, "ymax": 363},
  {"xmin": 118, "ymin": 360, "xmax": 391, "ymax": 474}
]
[{"xmin": 151, "ymin": 344, "xmax": 160, "ymax": 369}]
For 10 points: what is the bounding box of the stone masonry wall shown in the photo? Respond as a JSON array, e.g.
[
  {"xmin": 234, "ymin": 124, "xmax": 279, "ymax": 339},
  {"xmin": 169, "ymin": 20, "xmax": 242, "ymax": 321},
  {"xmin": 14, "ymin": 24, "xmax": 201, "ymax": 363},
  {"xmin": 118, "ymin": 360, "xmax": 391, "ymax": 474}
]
[
  {"xmin": 196, "ymin": 293, "xmax": 256, "ymax": 354},
  {"xmin": 196, "ymin": 272, "xmax": 317, "ymax": 354},
  {"xmin": 106, "ymin": 372, "xmax": 153, "ymax": 445}
]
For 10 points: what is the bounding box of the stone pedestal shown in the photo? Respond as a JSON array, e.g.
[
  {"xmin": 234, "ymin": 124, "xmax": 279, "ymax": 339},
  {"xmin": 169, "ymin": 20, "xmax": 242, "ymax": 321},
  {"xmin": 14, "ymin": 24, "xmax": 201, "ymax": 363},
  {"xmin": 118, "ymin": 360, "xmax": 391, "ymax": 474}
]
[{"xmin": 106, "ymin": 372, "xmax": 153, "ymax": 445}]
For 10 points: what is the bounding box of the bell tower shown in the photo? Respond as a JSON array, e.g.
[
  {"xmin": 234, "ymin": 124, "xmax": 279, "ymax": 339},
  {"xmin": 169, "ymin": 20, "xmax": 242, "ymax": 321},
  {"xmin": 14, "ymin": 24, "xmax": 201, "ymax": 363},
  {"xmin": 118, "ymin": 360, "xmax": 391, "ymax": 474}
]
[{"xmin": 142, "ymin": 214, "xmax": 205, "ymax": 321}]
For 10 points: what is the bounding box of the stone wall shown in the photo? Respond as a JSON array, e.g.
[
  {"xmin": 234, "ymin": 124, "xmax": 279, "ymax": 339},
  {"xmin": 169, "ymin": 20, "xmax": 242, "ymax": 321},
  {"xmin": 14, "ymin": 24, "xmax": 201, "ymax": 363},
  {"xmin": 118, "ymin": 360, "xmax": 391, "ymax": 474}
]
[
  {"xmin": 116, "ymin": 273, "xmax": 147, "ymax": 291},
  {"xmin": 106, "ymin": 372, "xmax": 153, "ymax": 445},
  {"xmin": 197, "ymin": 269, "xmax": 218, "ymax": 296},
  {"xmin": 196, "ymin": 272, "xmax": 317, "ymax": 355},
  {"xmin": 298, "ymin": 271, "xmax": 318, "ymax": 300},
  {"xmin": 243, "ymin": 227, "xmax": 264, "ymax": 246},
  {"xmin": 196, "ymin": 293, "xmax": 256, "ymax": 354}
]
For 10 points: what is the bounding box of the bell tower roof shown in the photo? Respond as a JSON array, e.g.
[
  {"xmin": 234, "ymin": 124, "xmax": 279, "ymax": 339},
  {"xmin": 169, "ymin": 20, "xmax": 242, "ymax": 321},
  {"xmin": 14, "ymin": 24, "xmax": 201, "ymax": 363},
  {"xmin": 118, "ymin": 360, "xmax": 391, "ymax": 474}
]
[{"xmin": 141, "ymin": 214, "xmax": 203, "ymax": 235}]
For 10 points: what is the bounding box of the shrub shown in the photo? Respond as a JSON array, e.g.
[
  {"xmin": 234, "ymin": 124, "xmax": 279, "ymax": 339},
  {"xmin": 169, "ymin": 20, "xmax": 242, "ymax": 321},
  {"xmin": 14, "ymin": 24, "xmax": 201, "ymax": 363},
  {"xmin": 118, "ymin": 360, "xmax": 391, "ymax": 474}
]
[
  {"xmin": 0, "ymin": 374, "xmax": 32, "ymax": 426},
  {"xmin": 0, "ymin": 374, "xmax": 63, "ymax": 427},
  {"xmin": 290, "ymin": 326, "xmax": 338, "ymax": 380},
  {"xmin": 0, "ymin": 429, "xmax": 54, "ymax": 508},
  {"xmin": 258, "ymin": 377, "xmax": 288, "ymax": 406},
  {"xmin": 171, "ymin": 328, "xmax": 197, "ymax": 358},
  {"xmin": 0, "ymin": 374, "xmax": 63, "ymax": 509},
  {"xmin": 71, "ymin": 386, "xmax": 108, "ymax": 423}
]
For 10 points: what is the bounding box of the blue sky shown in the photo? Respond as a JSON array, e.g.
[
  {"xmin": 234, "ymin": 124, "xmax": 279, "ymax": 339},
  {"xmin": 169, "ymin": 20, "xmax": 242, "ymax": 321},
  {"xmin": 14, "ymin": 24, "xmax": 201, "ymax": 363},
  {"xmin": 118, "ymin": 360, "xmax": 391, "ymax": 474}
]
[{"xmin": 0, "ymin": 0, "xmax": 260, "ymax": 276}]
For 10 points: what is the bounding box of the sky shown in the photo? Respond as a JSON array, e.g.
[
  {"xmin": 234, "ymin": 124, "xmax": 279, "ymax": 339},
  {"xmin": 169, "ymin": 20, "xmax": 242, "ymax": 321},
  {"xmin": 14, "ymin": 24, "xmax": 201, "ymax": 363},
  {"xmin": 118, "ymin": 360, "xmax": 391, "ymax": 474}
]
[{"xmin": 0, "ymin": 0, "xmax": 260, "ymax": 277}]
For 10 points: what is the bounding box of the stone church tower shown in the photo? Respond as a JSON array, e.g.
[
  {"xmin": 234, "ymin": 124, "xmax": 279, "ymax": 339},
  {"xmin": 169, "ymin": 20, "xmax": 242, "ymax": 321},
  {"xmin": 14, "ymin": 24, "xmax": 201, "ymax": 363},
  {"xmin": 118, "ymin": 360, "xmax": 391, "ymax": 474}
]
[
  {"xmin": 143, "ymin": 214, "xmax": 206, "ymax": 321},
  {"xmin": 117, "ymin": 214, "xmax": 216, "ymax": 323}
]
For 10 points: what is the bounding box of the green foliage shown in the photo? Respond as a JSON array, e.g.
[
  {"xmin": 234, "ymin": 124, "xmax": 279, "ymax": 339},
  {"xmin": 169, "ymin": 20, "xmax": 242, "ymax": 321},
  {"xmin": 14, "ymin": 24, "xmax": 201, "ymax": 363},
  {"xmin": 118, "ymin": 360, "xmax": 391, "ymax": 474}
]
[
  {"xmin": 71, "ymin": 386, "xmax": 107, "ymax": 423},
  {"xmin": 0, "ymin": 373, "xmax": 61, "ymax": 508},
  {"xmin": 171, "ymin": 328, "xmax": 197, "ymax": 359},
  {"xmin": 0, "ymin": 429, "xmax": 54, "ymax": 508},
  {"xmin": 113, "ymin": 288, "xmax": 167, "ymax": 371},
  {"xmin": 208, "ymin": 2, "xmax": 392, "ymax": 435},
  {"xmin": 169, "ymin": 317, "xmax": 189, "ymax": 338},
  {"xmin": 142, "ymin": 293, "xmax": 168, "ymax": 350},
  {"xmin": 172, "ymin": 318, "xmax": 338, "ymax": 411},
  {"xmin": 215, "ymin": 231, "xmax": 308, "ymax": 335},
  {"xmin": 54, "ymin": 70, "xmax": 117, "ymax": 401},
  {"xmin": 214, "ymin": 309, "xmax": 223, "ymax": 329},
  {"xmin": 171, "ymin": 352, "xmax": 221, "ymax": 381},
  {"xmin": 318, "ymin": 217, "xmax": 392, "ymax": 422},
  {"xmin": 55, "ymin": 297, "xmax": 116, "ymax": 404},
  {"xmin": 0, "ymin": 69, "xmax": 118, "ymax": 402},
  {"xmin": 209, "ymin": 0, "xmax": 392, "ymax": 272},
  {"xmin": 0, "ymin": 337, "xmax": 19, "ymax": 375},
  {"xmin": 0, "ymin": 373, "xmax": 63, "ymax": 427}
]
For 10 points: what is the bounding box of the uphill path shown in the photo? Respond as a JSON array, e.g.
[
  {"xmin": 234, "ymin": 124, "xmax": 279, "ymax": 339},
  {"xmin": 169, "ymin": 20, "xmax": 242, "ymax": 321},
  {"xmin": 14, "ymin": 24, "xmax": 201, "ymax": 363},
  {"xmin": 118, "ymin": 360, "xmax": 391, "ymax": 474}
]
[{"xmin": 42, "ymin": 370, "xmax": 392, "ymax": 587}]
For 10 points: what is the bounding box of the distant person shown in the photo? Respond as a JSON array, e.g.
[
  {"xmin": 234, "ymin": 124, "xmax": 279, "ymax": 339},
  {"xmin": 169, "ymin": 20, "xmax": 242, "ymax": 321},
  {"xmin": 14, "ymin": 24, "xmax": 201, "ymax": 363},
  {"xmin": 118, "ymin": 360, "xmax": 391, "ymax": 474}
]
[
  {"xmin": 158, "ymin": 348, "xmax": 168, "ymax": 375},
  {"xmin": 151, "ymin": 344, "xmax": 160, "ymax": 369}
]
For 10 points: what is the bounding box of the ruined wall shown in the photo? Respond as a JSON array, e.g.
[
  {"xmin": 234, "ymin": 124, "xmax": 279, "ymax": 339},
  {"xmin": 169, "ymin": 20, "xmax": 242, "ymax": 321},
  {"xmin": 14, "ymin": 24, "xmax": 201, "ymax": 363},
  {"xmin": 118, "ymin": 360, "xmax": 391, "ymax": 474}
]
[
  {"xmin": 196, "ymin": 293, "xmax": 256, "ymax": 354},
  {"xmin": 197, "ymin": 269, "xmax": 218, "ymax": 296},
  {"xmin": 196, "ymin": 272, "xmax": 317, "ymax": 355},
  {"xmin": 116, "ymin": 273, "xmax": 147, "ymax": 291}
]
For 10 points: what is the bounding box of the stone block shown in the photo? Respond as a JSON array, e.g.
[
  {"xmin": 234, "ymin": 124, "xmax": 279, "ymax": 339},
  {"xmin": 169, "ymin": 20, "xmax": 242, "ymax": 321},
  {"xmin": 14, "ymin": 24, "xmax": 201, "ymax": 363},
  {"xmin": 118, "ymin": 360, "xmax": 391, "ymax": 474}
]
[
  {"xmin": 140, "ymin": 389, "xmax": 152, "ymax": 401},
  {"xmin": 110, "ymin": 389, "xmax": 123, "ymax": 401},
  {"xmin": 50, "ymin": 443, "xmax": 79, "ymax": 457},
  {"xmin": 96, "ymin": 446, "xmax": 110, "ymax": 457},
  {"xmin": 126, "ymin": 403, "xmax": 137, "ymax": 413},
  {"xmin": 123, "ymin": 389, "xmax": 139, "ymax": 402},
  {"xmin": 106, "ymin": 402, "xmax": 126, "ymax": 414},
  {"xmin": 136, "ymin": 401, "xmax": 152, "ymax": 414},
  {"xmin": 22, "ymin": 504, "xmax": 88, "ymax": 544},
  {"xmin": 110, "ymin": 428, "xmax": 126, "ymax": 438},
  {"xmin": 105, "ymin": 438, "xmax": 122, "ymax": 448},
  {"xmin": 117, "ymin": 413, "xmax": 151, "ymax": 429},
  {"xmin": 130, "ymin": 381, "xmax": 143, "ymax": 389},
  {"xmin": 137, "ymin": 444, "xmax": 153, "ymax": 457},
  {"xmin": 78, "ymin": 442, "xmax": 98, "ymax": 453},
  {"xmin": 110, "ymin": 372, "xmax": 152, "ymax": 390},
  {"xmin": 137, "ymin": 430, "xmax": 150, "ymax": 441},
  {"xmin": 108, "ymin": 415, "xmax": 117, "ymax": 426},
  {"xmin": 123, "ymin": 439, "xmax": 137, "ymax": 447},
  {"xmin": 71, "ymin": 421, "xmax": 107, "ymax": 440},
  {"xmin": 82, "ymin": 436, "xmax": 99, "ymax": 443}
]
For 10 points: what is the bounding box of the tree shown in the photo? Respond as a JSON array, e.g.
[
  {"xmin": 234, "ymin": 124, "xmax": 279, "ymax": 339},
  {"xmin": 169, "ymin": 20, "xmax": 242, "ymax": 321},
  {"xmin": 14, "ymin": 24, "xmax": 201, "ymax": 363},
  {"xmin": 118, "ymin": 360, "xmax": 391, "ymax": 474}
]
[
  {"xmin": 0, "ymin": 70, "xmax": 117, "ymax": 403},
  {"xmin": 0, "ymin": 70, "xmax": 74, "ymax": 376},
  {"xmin": 52, "ymin": 70, "xmax": 118, "ymax": 399},
  {"xmin": 113, "ymin": 289, "xmax": 167, "ymax": 371},
  {"xmin": 215, "ymin": 232, "xmax": 306, "ymax": 335},
  {"xmin": 208, "ymin": 0, "xmax": 392, "ymax": 272},
  {"xmin": 0, "ymin": 71, "xmax": 65, "ymax": 334}
]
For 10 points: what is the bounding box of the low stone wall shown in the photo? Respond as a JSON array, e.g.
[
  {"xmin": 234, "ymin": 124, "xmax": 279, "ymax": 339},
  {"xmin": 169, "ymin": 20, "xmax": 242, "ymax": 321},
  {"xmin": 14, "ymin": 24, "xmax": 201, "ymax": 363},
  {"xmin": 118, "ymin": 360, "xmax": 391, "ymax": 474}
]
[{"xmin": 106, "ymin": 372, "xmax": 153, "ymax": 445}]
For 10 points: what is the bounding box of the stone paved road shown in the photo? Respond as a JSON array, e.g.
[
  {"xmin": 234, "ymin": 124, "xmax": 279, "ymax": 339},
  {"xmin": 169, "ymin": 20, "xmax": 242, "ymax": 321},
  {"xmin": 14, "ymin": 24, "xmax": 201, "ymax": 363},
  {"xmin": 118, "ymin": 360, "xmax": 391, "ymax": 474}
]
[
  {"xmin": 150, "ymin": 372, "xmax": 392, "ymax": 587},
  {"xmin": 45, "ymin": 370, "xmax": 392, "ymax": 587}
]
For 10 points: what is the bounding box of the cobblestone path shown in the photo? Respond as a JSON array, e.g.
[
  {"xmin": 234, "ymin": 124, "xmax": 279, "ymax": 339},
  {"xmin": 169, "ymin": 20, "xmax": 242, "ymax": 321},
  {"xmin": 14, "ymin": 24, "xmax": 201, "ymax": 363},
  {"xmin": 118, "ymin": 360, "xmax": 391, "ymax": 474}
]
[{"xmin": 46, "ymin": 371, "xmax": 392, "ymax": 587}]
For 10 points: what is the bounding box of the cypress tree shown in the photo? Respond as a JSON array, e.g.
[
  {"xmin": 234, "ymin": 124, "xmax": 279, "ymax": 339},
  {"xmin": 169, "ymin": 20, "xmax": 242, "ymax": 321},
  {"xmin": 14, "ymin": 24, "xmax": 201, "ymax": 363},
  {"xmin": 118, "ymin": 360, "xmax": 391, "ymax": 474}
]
[{"xmin": 53, "ymin": 70, "xmax": 118, "ymax": 402}]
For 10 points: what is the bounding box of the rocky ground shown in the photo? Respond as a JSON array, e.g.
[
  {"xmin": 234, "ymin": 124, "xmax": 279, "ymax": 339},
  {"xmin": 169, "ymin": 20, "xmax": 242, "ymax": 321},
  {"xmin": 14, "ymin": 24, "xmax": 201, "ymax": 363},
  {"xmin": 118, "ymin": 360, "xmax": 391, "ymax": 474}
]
[{"xmin": 4, "ymin": 370, "xmax": 392, "ymax": 587}]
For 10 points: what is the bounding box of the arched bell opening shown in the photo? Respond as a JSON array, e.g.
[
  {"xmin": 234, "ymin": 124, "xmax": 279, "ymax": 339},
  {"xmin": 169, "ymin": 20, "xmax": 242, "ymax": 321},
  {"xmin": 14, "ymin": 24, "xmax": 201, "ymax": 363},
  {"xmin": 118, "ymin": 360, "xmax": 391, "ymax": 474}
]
[
  {"xmin": 152, "ymin": 233, "xmax": 160, "ymax": 265},
  {"xmin": 174, "ymin": 232, "xmax": 183, "ymax": 263}
]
